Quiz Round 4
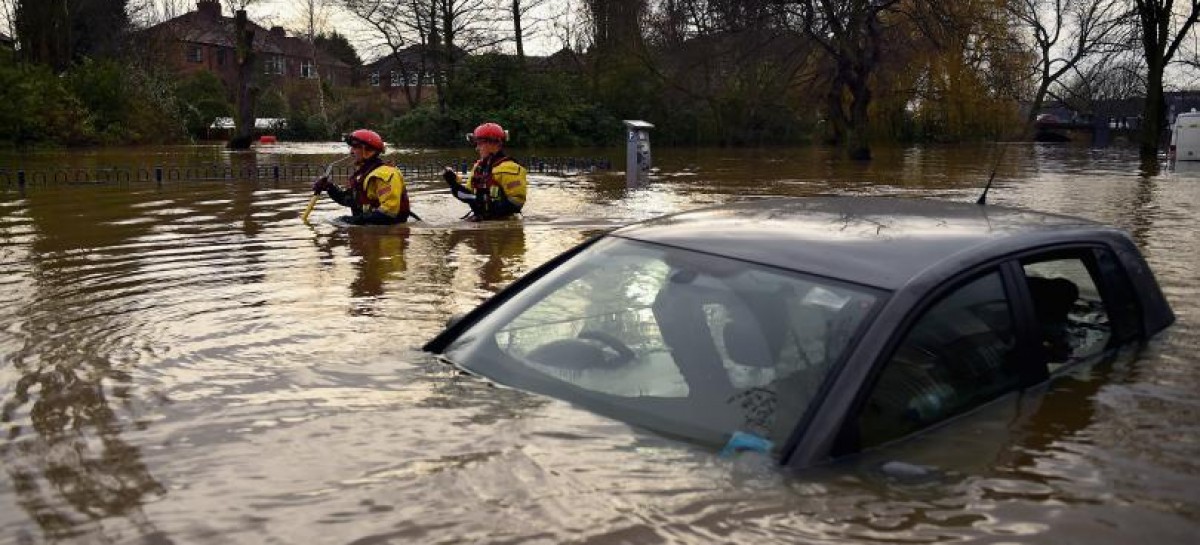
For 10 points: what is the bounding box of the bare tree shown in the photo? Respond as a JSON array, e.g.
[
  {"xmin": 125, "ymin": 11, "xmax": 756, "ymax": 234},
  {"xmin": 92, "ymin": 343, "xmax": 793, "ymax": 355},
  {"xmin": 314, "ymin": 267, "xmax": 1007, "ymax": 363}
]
[
  {"xmin": 223, "ymin": 0, "xmax": 259, "ymax": 12},
  {"xmin": 1131, "ymin": 0, "xmax": 1200, "ymax": 159},
  {"xmin": 433, "ymin": 0, "xmax": 499, "ymax": 110},
  {"xmin": 230, "ymin": 8, "xmax": 259, "ymax": 148},
  {"xmin": 585, "ymin": 0, "xmax": 644, "ymax": 55},
  {"xmin": 786, "ymin": 0, "xmax": 901, "ymax": 160},
  {"xmin": 1008, "ymin": 0, "xmax": 1129, "ymax": 123},
  {"xmin": 548, "ymin": 0, "xmax": 589, "ymax": 52},
  {"xmin": 132, "ymin": 0, "xmax": 189, "ymax": 25},
  {"xmin": 341, "ymin": 0, "xmax": 428, "ymax": 109},
  {"xmin": 0, "ymin": 0, "xmax": 16, "ymax": 40},
  {"xmin": 294, "ymin": 0, "xmax": 333, "ymax": 127},
  {"xmin": 341, "ymin": 0, "xmax": 495, "ymax": 113},
  {"xmin": 1059, "ymin": 53, "xmax": 1146, "ymax": 111},
  {"xmin": 508, "ymin": 0, "xmax": 548, "ymax": 60}
]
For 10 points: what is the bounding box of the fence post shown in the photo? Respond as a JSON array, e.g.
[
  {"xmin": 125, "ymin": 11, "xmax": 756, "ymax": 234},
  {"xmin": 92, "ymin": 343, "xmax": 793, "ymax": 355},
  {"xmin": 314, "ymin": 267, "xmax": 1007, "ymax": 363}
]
[{"xmin": 273, "ymin": 166, "xmax": 280, "ymax": 181}]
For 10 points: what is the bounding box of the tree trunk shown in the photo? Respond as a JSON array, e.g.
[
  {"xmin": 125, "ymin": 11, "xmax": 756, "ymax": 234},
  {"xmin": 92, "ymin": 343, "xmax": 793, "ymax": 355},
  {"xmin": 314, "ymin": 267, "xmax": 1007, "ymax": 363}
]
[
  {"xmin": 1132, "ymin": 1, "xmax": 1200, "ymax": 160},
  {"xmin": 16, "ymin": 0, "xmax": 71, "ymax": 70},
  {"xmin": 306, "ymin": 3, "xmax": 328, "ymax": 129},
  {"xmin": 229, "ymin": 9, "xmax": 257, "ymax": 150},
  {"xmin": 431, "ymin": 0, "xmax": 448, "ymax": 115},
  {"xmin": 825, "ymin": 83, "xmax": 845, "ymax": 146},
  {"xmin": 1141, "ymin": 60, "xmax": 1165, "ymax": 160},
  {"xmin": 1027, "ymin": 76, "xmax": 1051, "ymax": 124},
  {"xmin": 847, "ymin": 75, "xmax": 872, "ymax": 161},
  {"xmin": 513, "ymin": 0, "xmax": 524, "ymax": 60}
]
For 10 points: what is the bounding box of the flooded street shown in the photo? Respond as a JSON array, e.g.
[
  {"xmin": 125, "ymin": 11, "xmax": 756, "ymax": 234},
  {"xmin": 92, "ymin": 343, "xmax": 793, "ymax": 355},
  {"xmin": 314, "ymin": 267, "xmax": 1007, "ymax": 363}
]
[{"xmin": 0, "ymin": 142, "xmax": 1197, "ymax": 543}]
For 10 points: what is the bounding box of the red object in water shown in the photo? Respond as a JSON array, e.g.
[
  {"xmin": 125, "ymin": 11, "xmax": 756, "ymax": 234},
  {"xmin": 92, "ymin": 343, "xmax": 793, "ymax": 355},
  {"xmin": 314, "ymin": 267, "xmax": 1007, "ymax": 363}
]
[{"xmin": 259, "ymin": 135, "xmax": 278, "ymax": 144}]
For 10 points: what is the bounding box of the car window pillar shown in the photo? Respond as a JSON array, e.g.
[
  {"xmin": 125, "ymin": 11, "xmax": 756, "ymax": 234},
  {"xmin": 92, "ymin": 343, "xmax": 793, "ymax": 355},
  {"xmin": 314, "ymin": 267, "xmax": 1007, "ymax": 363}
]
[{"xmin": 1001, "ymin": 259, "xmax": 1051, "ymax": 386}]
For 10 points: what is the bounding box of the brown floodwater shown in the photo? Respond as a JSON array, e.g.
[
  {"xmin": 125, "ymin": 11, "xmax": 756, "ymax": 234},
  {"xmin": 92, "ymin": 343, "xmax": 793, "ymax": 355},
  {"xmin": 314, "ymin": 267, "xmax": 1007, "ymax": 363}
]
[{"xmin": 0, "ymin": 142, "xmax": 1197, "ymax": 543}]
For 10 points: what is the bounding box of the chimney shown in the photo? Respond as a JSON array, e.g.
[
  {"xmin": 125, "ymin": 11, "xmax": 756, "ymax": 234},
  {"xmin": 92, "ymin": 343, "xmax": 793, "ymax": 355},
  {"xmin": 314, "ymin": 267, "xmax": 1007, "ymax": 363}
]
[
  {"xmin": 270, "ymin": 26, "xmax": 286, "ymax": 39},
  {"xmin": 196, "ymin": 0, "xmax": 220, "ymax": 19}
]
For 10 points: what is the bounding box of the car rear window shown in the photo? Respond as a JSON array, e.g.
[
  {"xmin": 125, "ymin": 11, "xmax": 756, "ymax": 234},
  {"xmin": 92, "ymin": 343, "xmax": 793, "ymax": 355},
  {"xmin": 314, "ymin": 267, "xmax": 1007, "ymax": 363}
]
[{"xmin": 443, "ymin": 237, "xmax": 882, "ymax": 454}]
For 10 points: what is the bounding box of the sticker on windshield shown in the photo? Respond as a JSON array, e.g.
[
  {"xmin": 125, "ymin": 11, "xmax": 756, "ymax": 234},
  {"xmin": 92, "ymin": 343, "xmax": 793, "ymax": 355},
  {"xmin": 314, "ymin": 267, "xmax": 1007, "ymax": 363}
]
[{"xmin": 802, "ymin": 286, "xmax": 851, "ymax": 309}]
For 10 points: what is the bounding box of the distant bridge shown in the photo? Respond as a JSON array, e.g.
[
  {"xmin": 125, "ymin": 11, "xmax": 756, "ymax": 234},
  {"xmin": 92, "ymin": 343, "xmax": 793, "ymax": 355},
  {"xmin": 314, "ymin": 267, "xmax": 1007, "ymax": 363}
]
[{"xmin": 1034, "ymin": 118, "xmax": 1142, "ymax": 145}]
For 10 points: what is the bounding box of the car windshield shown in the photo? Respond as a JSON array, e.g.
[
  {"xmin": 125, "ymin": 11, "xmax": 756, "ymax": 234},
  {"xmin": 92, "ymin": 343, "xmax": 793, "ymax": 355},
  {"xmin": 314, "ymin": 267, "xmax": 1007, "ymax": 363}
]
[{"xmin": 442, "ymin": 237, "xmax": 882, "ymax": 455}]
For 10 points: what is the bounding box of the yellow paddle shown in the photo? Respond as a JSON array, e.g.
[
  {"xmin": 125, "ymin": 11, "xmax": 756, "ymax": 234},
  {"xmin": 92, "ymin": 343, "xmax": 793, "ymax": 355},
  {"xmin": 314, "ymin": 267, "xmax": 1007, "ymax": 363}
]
[
  {"xmin": 301, "ymin": 194, "xmax": 320, "ymax": 223},
  {"xmin": 302, "ymin": 156, "xmax": 351, "ymax": 223}
]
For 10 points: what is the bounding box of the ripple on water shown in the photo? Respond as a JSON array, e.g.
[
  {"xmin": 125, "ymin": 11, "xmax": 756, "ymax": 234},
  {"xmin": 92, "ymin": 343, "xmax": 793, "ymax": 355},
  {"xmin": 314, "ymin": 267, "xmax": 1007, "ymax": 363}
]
[{"xmin": 1, "ymin": 145, "xmax": 1199, "ymax": 543}]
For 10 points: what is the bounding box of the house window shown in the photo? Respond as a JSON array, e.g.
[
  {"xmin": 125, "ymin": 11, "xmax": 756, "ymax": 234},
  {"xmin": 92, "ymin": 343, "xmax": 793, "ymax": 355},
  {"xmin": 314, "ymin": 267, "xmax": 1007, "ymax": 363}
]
[
  {"xmin": 216, "ymin": 48, "xmax": 226, "ymax": 66},
  {"xmin": 263, "ymin": 56, "xmax": 285, "ymax": 75},
  {"xmin": 186, "ymin": 45, "xmax": 203, "ymax": 63},
  {"xmin": 369, "ymin": 71, "xmax": 380, "ymax": 86},
  {"xmin": 301, "ymin": 60, "xmax": 315, "ymax": 79},
  {"xmin": 389, "ymin": 70, "xmax": 401, "ymax": 86}
]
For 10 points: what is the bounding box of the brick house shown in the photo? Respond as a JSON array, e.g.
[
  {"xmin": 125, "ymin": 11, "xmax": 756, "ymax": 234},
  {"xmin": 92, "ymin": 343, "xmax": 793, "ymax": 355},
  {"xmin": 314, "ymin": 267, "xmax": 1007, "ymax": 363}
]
[
  {"xmin": 141, "ymin": 0, "xmax": 352, "ymax": 93},
  {"xmin": 361, "ymin": 45, "xmax": 468, "ymax": 106}
]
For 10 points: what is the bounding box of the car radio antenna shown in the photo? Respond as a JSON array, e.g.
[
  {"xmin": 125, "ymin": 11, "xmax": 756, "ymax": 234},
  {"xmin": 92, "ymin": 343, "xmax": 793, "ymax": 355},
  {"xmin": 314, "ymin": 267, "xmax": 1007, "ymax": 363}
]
[{"xmin": 976, "ymin": 144, "xmax": 1007, "ymax": 206}]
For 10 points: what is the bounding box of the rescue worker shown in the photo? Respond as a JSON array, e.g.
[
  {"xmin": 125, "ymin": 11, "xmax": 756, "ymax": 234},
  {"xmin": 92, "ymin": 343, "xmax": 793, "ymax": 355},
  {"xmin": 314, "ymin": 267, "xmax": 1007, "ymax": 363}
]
[
  {"xmin": 442, "ymin": 122, "xmax": 528, "ymax": 221},
  {"xmin": 312, "ymin": 129, "xmax": 413, "ymax": 225}
]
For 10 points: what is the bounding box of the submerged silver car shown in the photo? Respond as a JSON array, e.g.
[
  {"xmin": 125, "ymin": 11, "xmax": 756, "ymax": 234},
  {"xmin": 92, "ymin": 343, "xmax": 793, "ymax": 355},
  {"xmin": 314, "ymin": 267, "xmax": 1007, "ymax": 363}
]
[{"xmin": 424, "ymin": 197, "xmax": 1174, "ymax": 466}]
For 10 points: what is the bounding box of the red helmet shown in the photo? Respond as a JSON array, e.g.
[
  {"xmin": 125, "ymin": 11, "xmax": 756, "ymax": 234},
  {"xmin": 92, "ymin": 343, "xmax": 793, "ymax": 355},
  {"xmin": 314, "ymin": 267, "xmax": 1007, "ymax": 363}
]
[
  {"xmin": 345, "ymin": 129, "xmax": 384, "ymax": 152},
  {"xmin": 467, "ymin": 122, "xmax": 508, "ymax": 144}
]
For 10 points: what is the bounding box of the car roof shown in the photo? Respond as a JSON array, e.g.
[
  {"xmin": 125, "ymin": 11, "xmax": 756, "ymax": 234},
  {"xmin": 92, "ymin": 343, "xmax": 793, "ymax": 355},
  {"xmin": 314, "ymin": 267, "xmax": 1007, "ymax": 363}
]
[{"xmin": 609, "ymin": 197, "xmax": 1119, "ymax": 290}]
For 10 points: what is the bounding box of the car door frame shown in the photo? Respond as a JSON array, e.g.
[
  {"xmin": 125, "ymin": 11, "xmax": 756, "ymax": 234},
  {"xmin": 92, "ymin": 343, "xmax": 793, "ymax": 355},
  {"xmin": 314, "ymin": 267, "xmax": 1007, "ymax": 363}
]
[
  {"xmin": 787, "ymin": 240, "xmax": 1147, "ymax": 466},
  {"xmin": 1005, "ymin": 242, "xmax": 1146, "ymax": 375}
]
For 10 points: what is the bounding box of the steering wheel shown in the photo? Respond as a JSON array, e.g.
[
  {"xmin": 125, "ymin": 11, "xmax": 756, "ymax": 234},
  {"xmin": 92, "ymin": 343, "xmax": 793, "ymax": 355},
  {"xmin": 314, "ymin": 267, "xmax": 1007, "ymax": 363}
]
[{"xmin": 577, "ymin": 330, "xmax": 636, "ymax": 366}]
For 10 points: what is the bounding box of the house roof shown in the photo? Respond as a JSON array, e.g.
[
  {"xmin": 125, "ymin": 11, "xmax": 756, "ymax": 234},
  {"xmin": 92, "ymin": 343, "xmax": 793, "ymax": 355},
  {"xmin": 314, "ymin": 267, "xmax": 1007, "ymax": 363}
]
[
  {"xmin": 535, "ymin": 47, "xmax": 584, "ymax": 72},
  {"xmin": 274, "ymin": 32, "xmax": 350, "ymax": 68},
  {"xmin": 364, "ymin": 44, "xmax": 468, "ymax": 71},
  {"xmin": 144, "ymin": 9, "xmax": 349, "ymax": 67}
]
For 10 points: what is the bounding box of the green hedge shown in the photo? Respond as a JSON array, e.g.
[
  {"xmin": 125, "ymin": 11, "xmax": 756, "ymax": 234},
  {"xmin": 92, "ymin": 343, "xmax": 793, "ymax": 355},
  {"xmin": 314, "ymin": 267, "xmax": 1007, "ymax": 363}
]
[
  {"xmin": 0, "ymin": 58, "xmax": 196, "ymax": 147},
  {"xmin": 388, "ymin": 55, "xmax": 623, "ymax": 148}
]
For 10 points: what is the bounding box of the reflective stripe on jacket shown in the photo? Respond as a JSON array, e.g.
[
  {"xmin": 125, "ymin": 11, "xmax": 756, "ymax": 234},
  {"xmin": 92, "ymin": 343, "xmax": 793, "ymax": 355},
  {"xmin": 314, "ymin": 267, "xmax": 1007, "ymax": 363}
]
[{"xmin": 352, "ymin": 163, "xmax": 409, "ymax": 219}]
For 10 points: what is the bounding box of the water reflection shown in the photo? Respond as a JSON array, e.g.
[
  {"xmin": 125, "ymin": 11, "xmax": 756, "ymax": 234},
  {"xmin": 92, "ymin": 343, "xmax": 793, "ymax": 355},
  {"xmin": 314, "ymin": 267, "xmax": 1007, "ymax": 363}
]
[
  {"xmin": 1, "ymin": 355, "xmax": 164, "ymax": 540},
  {"xmin": 0, "ymin": 143, "xmax": 1196, "ymax": 543},
  {"xmin": 345, "ymin": 228, "xmax": 411, "ymax": 310},
  {"xmin": 1, "ymin": 185, "xmax": 164, "ymax": 541},
  {"xmin": 442, "ymin": 223, "xmax": 528, "ymax": 290}
]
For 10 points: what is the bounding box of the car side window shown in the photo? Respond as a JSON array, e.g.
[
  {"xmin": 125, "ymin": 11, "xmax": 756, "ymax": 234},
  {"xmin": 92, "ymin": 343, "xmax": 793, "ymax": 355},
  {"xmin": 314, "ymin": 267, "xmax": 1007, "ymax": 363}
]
[
  {"xmin": 854, "ymin": 271, "xmax": 1018, "ymax": 450},
  {"xmin": 1022, "ymin": 254, "xmax": 1113, "ymax": 371}
]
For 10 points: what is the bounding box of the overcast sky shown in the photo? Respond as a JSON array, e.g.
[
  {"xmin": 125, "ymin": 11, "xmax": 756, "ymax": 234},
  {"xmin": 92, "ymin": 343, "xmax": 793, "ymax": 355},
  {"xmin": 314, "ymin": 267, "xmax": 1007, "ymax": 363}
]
[
  {"xmin": 240, "ymin": 0, "xmax": 569, "ymax": 62},
  {"xmin": 0, "ymin": 0, "xmax": 572, "ymax": 61}
]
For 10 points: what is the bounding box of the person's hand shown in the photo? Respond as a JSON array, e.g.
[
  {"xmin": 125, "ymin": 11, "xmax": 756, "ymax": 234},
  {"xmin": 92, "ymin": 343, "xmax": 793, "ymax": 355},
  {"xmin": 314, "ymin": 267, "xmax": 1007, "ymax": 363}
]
[
  {"xmin": 312, "ymin": 175, "xmax": 332, "ymax": 194},
  {"xmin": 442, "ymin": 167, "xmax": 457, "ymax": 185}
]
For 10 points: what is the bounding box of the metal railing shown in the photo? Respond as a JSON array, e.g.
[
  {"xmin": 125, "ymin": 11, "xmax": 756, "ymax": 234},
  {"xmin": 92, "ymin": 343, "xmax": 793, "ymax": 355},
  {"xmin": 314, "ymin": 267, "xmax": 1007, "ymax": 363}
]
[{"xmin": 0, "ymin": 156, "xmax": 613, "ymax": 188}]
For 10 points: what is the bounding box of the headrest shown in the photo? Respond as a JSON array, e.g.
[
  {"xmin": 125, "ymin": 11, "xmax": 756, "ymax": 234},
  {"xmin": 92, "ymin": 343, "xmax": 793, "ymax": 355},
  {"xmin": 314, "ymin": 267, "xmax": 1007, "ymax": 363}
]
[
  {"xmin": 722, "ymin": 307, "xmax": 783, "ymax": 368},
  {"xmin": 1027, "ymin": 276, "xmax": 1079, "ymax": 319}
]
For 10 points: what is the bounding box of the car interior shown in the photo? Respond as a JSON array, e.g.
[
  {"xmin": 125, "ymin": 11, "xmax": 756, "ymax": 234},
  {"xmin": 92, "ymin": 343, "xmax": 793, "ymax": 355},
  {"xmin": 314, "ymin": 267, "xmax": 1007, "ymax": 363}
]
[
  {"xmin": 495, "ymin": 246, "xmax": 877, "ymax": 452},
  {"xmin": 844, "ymin": 253, "xmax": 1118, "ymax": 453}
]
